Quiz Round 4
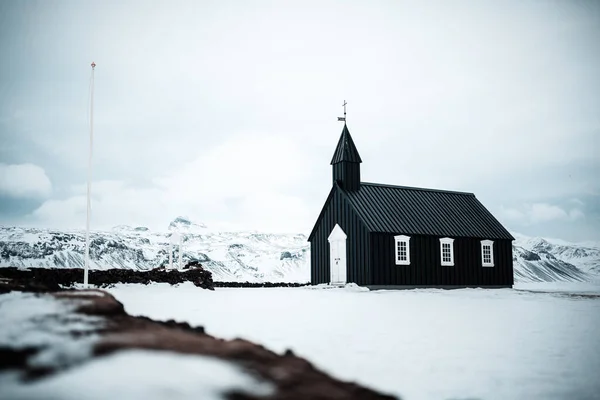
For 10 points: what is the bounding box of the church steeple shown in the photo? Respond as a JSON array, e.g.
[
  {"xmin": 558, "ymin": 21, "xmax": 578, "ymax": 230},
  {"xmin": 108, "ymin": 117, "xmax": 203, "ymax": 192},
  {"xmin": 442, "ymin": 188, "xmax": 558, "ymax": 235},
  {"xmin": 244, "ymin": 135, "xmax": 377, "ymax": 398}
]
[{"xmin": 331, "ymin": 123, "xmax": 362, "ymax": 191}]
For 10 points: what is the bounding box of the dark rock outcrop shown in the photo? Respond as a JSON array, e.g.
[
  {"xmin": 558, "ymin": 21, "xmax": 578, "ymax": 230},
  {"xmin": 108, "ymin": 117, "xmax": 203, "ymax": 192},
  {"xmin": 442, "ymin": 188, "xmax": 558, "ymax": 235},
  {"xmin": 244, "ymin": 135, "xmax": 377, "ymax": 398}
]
[
  {"xmin": 0, "ymin": 267, "xmax": 314, "ymax": 293},
  {"xmin": 0, "ymin": 263, "xmax": 214, "ymax": 293}
]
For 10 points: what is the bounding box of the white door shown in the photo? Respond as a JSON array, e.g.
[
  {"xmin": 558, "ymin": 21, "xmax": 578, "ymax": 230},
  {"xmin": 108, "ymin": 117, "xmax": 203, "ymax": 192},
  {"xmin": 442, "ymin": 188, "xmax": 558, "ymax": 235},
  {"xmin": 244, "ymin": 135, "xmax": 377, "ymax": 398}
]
[
  {"xmin": 330, "ymin": 240, "xmax": 341, "ymax": 283},
  {"xmin": 328, "ymin": 224, "xmax": 347, "ymax": 284}
]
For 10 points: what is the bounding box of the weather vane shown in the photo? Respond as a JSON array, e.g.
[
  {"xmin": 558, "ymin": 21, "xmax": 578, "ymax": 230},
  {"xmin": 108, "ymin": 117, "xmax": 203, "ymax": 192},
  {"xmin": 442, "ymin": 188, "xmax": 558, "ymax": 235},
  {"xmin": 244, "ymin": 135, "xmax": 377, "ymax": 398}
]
[{"xmin": 338, "ymin": 100, "xmax": 347, "ymax": 122}]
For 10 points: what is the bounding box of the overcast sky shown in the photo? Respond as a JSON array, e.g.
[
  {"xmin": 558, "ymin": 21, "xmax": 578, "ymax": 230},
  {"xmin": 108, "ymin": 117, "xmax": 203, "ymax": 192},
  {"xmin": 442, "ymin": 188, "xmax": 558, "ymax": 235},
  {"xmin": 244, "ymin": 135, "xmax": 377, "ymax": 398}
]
[{"xmin": 0, "ymin": 0, "xmax": 599, "ymax": 241}]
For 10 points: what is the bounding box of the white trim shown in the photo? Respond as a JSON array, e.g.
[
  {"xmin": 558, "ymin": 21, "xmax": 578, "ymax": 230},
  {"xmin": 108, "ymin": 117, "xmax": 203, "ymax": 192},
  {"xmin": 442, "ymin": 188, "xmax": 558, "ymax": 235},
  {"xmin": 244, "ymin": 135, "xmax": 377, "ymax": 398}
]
[
  {"xmin": 394, "ymin": 235, "xmax": 411, "ymax": 265},
  {"xmin": 439, "ymin": 237, "xmax": 455, "ymax": 266},
  {"xmin": 480, "ymin": 239, "xmax": 495, "ymax": 267},
  {"xmin": 328, "ymin": 224, "xmax": 347, "ymax": 284},
  {"xmin": 328, "ymin": 224, "xmax": 347, "ymax": 241}
]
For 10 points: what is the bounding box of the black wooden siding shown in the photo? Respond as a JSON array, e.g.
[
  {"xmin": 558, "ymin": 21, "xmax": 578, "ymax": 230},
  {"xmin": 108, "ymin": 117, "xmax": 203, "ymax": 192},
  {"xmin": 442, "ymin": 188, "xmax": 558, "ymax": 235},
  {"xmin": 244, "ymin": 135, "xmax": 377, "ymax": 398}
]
[
  {"xmin": 310, "ymin": 187, "xmax": 371, "ymax": 285},
  {"xmin": 332, "ymin": 162, "xmax": 360, "ymax": 192},
  {"xmin": 370, "ymin": 233, "xmax": 513, "ymax": 286}
]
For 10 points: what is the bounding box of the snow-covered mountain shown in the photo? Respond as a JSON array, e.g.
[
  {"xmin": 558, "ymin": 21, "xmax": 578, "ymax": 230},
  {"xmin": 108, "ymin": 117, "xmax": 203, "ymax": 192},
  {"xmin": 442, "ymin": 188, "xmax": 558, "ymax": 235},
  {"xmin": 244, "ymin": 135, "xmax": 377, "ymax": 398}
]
[
  {"xmin": 0, "ymin": 217, "xmax": 309, "ymax": 283},
  {"xmin": 512, "ymin": 245, "xmax": 590, "ymax": 282},
  {"xmin": 167, "ymin": 216, "xmax": 208, "ymax": 233},
  {"xmin": 513, "ymin": 233, "xmax": 600, "ymax": 277},
  {"xmin": 0, "ymin": 219, "xmax": 598, "ymax": 283}
]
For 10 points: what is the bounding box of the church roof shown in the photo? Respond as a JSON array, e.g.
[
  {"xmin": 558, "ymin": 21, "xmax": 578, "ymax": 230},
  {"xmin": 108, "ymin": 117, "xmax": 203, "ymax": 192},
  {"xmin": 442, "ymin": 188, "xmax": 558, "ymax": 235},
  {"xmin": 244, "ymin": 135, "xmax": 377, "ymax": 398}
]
[
  {"xmin": 340, "ymin": 182, "xmax": 514, "ymax": 240},
  {"xmin": 330, "ymin": 124, "xmax": 362, "ymax": 164}
]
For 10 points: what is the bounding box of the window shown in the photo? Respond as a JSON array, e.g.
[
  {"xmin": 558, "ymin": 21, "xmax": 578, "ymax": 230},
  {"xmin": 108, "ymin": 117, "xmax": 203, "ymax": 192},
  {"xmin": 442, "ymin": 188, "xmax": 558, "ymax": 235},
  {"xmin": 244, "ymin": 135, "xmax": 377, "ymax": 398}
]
[
  {"xmin": 481, "ymin": 240, "xmax": 494, "ymax": 267},
  {"xmin": 439, "ymin": 237, "xmax": 455, "ymax": 266},
  {"xmin": 394, "ymin": 235, "xmax": 411, "ymax": 265}
]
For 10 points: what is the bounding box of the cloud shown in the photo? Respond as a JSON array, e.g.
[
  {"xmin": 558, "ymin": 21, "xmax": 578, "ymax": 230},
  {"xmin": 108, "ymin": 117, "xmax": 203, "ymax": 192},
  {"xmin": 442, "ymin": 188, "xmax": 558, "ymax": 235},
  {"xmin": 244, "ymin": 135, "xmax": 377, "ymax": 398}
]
[
  {"xmin": 155, "ymin": 131, "xmax": 311, "ymax": 199},
  {"xmin": 568, "ymin": 208, "xmax": 585, "ymax": 220},
  {"xmin": 236, "ymin": 192, "xmax": 312, "ymax": 233},
  {"xmin": 31, "ymin": 195, "xmax": 87, "ymax": 226},
  {"xmin": 500, "ymin": 202, "xmax": 585, "ymax": 225},
  {"xmin": 500, "ymin": 206, "xmax": 525, "ymax": 221},
  {"xmin": 28, "ymin": 132, "xmax": 315, "ymax": 232},
  {"xmin": 529, "ymin": 203, "xmax": 570, "ymax": 223},
  {"xmin": 153, "ymin": 131, "xmax": 315, "ymax": 232},
  {"xmin": 29, "ymin": 180, "xmax": 166, "ymax": 230},
  {"xmin": 569, "ymin": 198, "xmax": 585, "ymax": 207},
  {"xmin": 0, "ymin": 163, "xmax": 52, "ymax": 199}
]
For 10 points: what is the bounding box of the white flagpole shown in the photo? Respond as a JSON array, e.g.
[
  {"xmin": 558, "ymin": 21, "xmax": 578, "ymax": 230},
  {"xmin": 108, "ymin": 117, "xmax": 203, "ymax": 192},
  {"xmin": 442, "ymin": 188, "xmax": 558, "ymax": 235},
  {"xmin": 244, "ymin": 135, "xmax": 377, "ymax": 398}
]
[
  {"xmin": 170, "ymin": 232, "xmax": 179, "ymax": 269},
  {"xmin": 84, "ymin": 61, "xmax": 96, "ymax": 288},
  {"xmin": 178, "ymin": 235, "xmax": 183, "ymax": 269}
]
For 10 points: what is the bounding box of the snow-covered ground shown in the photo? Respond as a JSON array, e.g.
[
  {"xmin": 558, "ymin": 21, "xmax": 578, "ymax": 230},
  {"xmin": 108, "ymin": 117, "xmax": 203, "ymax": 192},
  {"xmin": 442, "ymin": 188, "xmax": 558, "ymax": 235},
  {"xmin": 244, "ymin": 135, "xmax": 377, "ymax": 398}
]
[
  {"xmin": 0, "ymin": 291, "xmax": 103, "ymax": 370},
  {"xmin": 0, "ymin": 291, "xmax": 275, "ymax": 400},
  {"xmin": 107, "ymin": 282, "xmax": 600, "ymax": 400},
  {"xmin": 0, "ymin": 350, "xmax": 273, "ymax": 400}
]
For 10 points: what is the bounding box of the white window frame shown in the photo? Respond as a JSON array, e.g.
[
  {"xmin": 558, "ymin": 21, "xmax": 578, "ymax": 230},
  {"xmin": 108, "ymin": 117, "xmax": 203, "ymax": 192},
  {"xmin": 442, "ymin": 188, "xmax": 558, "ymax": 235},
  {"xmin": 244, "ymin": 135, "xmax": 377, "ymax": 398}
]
[
  {"xmin": 439, "ymin": 237, "xmax": 455, "ymax": 266},
  {"xmin": 394, "ymin": 235, "xmax": 411, "ymax": 265},
  {"xmin": 480, "ymin": 240, "xmax": 494, "ymax": 267}
]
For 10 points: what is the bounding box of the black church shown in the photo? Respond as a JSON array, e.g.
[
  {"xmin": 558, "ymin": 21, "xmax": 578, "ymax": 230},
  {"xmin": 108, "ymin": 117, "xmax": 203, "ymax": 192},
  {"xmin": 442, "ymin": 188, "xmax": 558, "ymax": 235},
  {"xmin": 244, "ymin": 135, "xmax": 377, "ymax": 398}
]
[{"xmin": 308, "ymin": 123, "xmax": 514, "ymax": 288}]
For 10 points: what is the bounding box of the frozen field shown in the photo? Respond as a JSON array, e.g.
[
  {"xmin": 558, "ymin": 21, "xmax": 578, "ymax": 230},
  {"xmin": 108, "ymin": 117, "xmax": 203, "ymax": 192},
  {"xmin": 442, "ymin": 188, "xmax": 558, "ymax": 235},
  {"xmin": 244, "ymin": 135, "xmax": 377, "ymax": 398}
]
[{"xmin": 107, "ymin": 282, "xmax": 600, "ymax": 400}]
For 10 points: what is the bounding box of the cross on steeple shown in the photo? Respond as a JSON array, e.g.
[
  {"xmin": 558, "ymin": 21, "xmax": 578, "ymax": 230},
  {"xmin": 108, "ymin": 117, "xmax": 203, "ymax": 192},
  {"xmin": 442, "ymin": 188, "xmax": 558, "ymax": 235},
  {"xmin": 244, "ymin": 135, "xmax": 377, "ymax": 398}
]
[{"xmin": 338, "ymin": 100, "xmax": 347, "ymax": 122}]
